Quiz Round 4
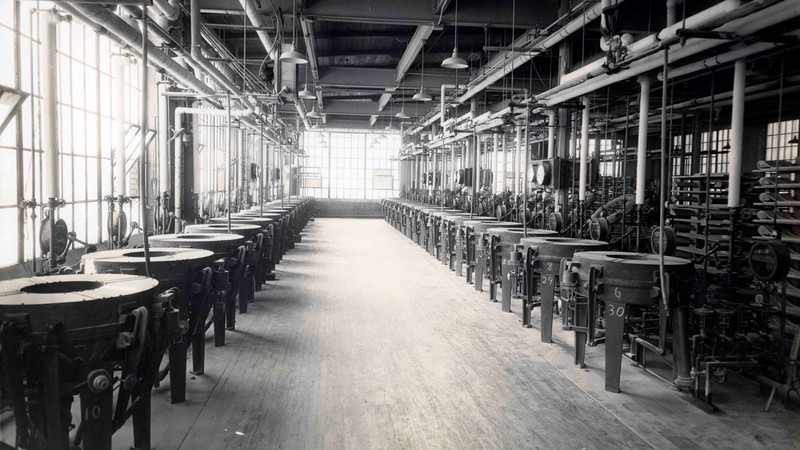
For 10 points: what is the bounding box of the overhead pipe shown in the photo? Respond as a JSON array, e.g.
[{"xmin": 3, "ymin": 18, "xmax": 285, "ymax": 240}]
[
  {"xmin": 579, "ymin": 97, "xmax": 590, "ymax": 201},
  {"xmin": 728, "ymin": 59, "xmax": 746, "ymax": 208},
  {"xmin": 560, "ymin": 0, "xmax": 739, "ymax": 86},
  {"xmin": 457, "ymin": 1, "xmax": 624, "ymax": 104},
  {"xmin": 153, "ymin": 0, "xmax": 180, "ymax": 21},
  {"xmin": 293, "ymin": 95, "xmax": 313, "ymax": 131},
  {"xmin": 191, "ymin": 0, "xmax": 254, "ymax": 111},
  {"xmin": 237, "ymin": 0, "xmax": 279, "ymax": 60},
  {"xmin": 659, "ymin": 28, "xmax": 800, "ymax": 81},
  {"xmin": 635, "ymin": 75, "xmax": 650, "ymax": 205},
  {"xmin": 539, "ymin": 0, "xmax": 799, "ymax": 106},
  {"xmin": 61, "ymin": 3, "xmax": 215, "ymax": 97}
]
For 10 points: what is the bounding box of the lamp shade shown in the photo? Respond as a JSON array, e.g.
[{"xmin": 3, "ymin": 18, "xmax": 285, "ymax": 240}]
[
  {"xmin": 395, "ymin": 109, "xmax": 410, "ymax": 119},
  {"xmin": 298, "ymin": 85, "xmax": 316, "ymax": 99},
  {"xmin": 412, "ymin": 90, "xmax": 432, "ymax": 102},
  {"xmin": 280, "ymin": 44, "xmax": 308, "ymax": 64},
  {"xmin": 307, "ymin": 109, "xmax": 322, "ymax": 119},
  {"xmin": 441, "ymin": 49, "xmax": 468, "ymax": 70}
]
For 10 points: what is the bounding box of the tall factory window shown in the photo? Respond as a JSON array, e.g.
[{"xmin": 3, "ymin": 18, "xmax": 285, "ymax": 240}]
[
  {"xmin": 766, "ymin": 119, "xmax": 800, "ymax": 161},
  {"xmin": 300, "ymin": 130, "xmax": 400, "ymax": 199},
  {"xmin": 594, "ymin": 138, "xmax": 621, "ymax": 177},
  {"xmin": 0, "ymin": 5, "xmax": 148, "ymax": 268},
  {"xmin": 700, "ymin": 128, "xmax": 731, "ymax": 174},
  {"xmin": 672, "ymin": 134, "xmax": 693, "ymax": 177}
]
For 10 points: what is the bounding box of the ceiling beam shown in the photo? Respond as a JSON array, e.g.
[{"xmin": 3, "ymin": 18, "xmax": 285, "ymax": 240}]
[{"xmin": 304, "ymin": 0, "xmax": 558, "ymax": 29}]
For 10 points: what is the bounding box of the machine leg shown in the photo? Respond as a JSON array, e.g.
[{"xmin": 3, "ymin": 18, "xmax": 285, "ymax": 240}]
[
  {"xmin": 213, "ymin": 298, "xmax": 226, "ymax": 347},
  {"xmin": 455, "ymin": 246, "xmax": 463, "ymax": 276},
  {"xmin": 501, "ymin": 262, "xmax": 512, "ymax": 312},
  {"xmin": 191, "ymin": 293, "xmax": 209, "ymax": 373},
  {"xmin": 240, "ymin": 273, "xmax": 253, "ymax": 314},
  {"xmin": 576, "ymin": 303, "xmax": 592, "ymax": 368},
  {"xmin": 475, "ymin": 253, "xmax": 484, "ymax": 292},
  {"xmin": 44, "ymin": 353, "xmax": 69, "ymax": 450},
  {"xmin": 79, "ymin": 381, "xmax": 113, "ymax": 449},
  {"xmin": 168, "ymin": 336, "xmax": 186, "ymax": 404},
  {"xmin": 131, "ymin": 388, "xmax": 153, "ymax": 450},
  {"xmin": 226, "ymin": 272, "xmax": 239, "ymax": 330},
  {"xmin": 604, "ymin": 301, "xmax": 627, "ymax": 393},
  {"xmin": 540, "ymin": 279, "xmax": 556, "ymax": 343}
]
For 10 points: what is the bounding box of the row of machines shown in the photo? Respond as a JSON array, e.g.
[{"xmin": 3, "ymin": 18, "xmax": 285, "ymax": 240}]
[
  {"xmin": 0, "ymin": 198, "xmax": 314, "ymax": 450},
  {"xmin": 381, "ymin": 198, "xmax": 700, "ymax": 396}
]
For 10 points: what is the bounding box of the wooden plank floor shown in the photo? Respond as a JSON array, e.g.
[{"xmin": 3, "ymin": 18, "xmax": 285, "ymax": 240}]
[{"xmin": 116, "ymin": 218, "xmax": 800, "ymax": 450}]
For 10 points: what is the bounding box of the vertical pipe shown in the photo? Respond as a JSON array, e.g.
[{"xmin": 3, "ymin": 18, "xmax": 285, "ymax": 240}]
[
  {"xmin": 569, "ymin": 112, "xmax": 577, "ymax": 159},
  {"xmin": 158, "ymin": 83, "xmax": 169, "ymax": 197},
  {"xmin": 579, "ymin": 96, "xmax": 590, "ymax": 201},
  {"xmin": 473, "ymin": 136, "xmax": 479, "ymax": 217},
  {"xmin": 546, "ymin": 110, "xmax": 556, "ymax": 159},
  {"xmin": 226, "ymin": 94, "xmax": 232, "ymax": 233},
  {"xmin": 636, "ymin": 75, "xmax": 650, "ymax": 205},
  {"xmin": 113, "ymin": 57, "xmax": 127, "ymax": 196},
  {"xmin": 666, "ymin": 0, "xmax": 678, "ymax": 27},
  {"xmin": 502, "ymin": 134, "xmax": 508, "ymax": 192},
  {"xmin": 493, "ymin": 133, "xmax": 500, "ymax": 194},
  {"xmin": 40, "ymin": 11, "xmax": 59, "ymax": 270},
  {"xmin": 40, "ymin": 11, "xmax": 58, "ymax": 200},
  {"xmin": 515, "ymin": 125, "xmax": 522, "ymax": 196},
  {"xmin": 140, "ymin": 5, "xmax": 151, "ymax": 276},
  {"xmin": 728, "ymin": 59, "xmax": 746, "ymax": 207},
  {"xmin": 260, "ymin": 123, "xmax": 264, "ymax": 214},
  {"xmin": 451, "ymin": 144, "xmax": 456, "ymax": 191}
]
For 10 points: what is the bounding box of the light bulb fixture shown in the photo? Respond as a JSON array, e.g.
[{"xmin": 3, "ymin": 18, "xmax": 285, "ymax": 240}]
[
  {"xmin": 415, "ymin": 44, "xmax": 432, "ymax": 102},
  {"xmin": 299, "ymin": 85, "xmax": 316, "ymax": 100},
  {"xmin": 442, "ymin": 49, "xmax": 468, "ymax": 70},
  {"xmin": 413, "ymin": 90, "xmax": 432, "ymax": 102},
  {"xmin": 396, "ymin": 108, "xmax": 410, "ymax": 119},
  {"xmin": 790, "ymin": 136, "xmax": 799, "ymax": 144},
  {"xmin": 280, "ymin": 2, "xmax": 308, "ymax": 64},
  {"xmin": 307, "ymin": 103, "xmax": 322, "ymax": 119},
  {"xmin": 442, "ymin": 0, "xmax": 469, "ymax": 70}
]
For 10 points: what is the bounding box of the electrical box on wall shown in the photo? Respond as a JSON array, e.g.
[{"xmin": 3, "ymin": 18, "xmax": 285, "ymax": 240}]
[
  {"xmin": 530, "ymin": 158, "xmax": 599, "ymax": 188},
  {"xmin": 529, "ymin": 157, "xmax": 569, "ymax": 188}
]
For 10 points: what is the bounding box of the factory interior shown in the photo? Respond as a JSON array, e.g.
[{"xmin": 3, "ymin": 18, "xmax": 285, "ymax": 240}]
[{"xmin": 1, "ymin": 0, "xmax": 800, "ymax": 449}]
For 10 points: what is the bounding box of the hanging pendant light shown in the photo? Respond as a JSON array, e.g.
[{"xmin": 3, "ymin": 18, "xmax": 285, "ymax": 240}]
[
  {"xmin": 396, "ymin": 78, "xmax": 411, "ymax": 118},
  {"xmin": 413, "ymin": 90, "xmax": 432, "ymax": 102},
  {"xmin": 442, "ymin": 0, "xmax": 468, "ymax": 70},
  {"xmin": 280, "ymin": 2, "xmax": 308, "ymax": 64},
  {"xmin": 414, "ymin": 47, "xmax": 432, "ymax": 102},
  {"xmin": 298, "ymin": 85, "xmax": 316, "ymax": 99},
  {"xmin": 307, "ymin": 102, "xmax": 322, "ymax": 119},
  {"xmin": 298, "ymin": 64, "xmax": 316, "ymax": 99},
  {"xmin": 442, "ymin": 49, "xmax": 468, "ymax": 70}
]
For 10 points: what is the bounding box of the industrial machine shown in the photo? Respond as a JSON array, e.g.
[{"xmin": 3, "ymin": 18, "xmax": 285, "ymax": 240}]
[{"xmin": 0, "ymin": 274, "xmax": 177, "ymax": 450}]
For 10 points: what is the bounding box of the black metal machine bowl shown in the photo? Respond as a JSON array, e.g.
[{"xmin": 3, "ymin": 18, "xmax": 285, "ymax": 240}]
[
  {"xmin": 562, "ymin": 251, "xmax": 693, "ymax": 393},
  {"xmin": 145, "ymin": 233, "xmax": 246, "ymax": 354},
  {"xmin": 81, "ymin": 248, "xmax": 216, "ymax": 404},
  {"xmin": 519, "ymin": 237, "xmax": 609, "ymax": 342},
  {"xmin": 0, "ymin": 274, "xmax": 173, "ymax": 450},
  {"xmin": 185, "ymin": 223, "xmax": 262, "ymax": 241},
  {"xmin": 485, "ymin": 228, "xmax": 558, "ymax": 310}
]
